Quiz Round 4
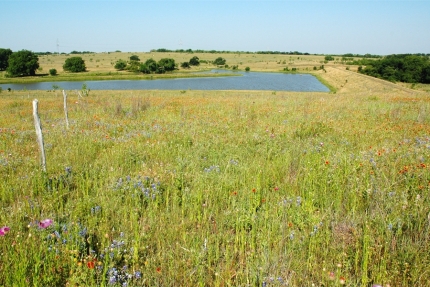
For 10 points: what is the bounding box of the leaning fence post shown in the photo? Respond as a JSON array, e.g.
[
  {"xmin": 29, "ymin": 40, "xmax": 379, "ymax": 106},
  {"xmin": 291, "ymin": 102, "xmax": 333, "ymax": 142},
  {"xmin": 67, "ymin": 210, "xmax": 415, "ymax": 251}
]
[
  {"xmin": 63, "ymin": 90, "xmax": 69, "ymax": 129},
  {"xmin": 32, "ymin": 99, "xmax": 47, "ymax": 172}
]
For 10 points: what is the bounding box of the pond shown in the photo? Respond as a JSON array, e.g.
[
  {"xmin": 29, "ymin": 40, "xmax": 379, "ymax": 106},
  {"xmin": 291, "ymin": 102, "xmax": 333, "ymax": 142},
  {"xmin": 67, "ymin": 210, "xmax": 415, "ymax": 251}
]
[{"xmin": 0, "ymin": 70, "xmax": 329, "ymax": 92}]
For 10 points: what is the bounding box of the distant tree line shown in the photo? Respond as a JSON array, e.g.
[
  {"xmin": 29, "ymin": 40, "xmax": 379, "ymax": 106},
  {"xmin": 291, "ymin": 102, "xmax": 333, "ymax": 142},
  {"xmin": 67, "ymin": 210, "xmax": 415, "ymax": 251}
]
[
  {"xmin": 70, "ymin": 51, "xmax": 94, "ymax": 54},
  {"xmin": 341, "ymin": 53, "xmax": 383, "ymax": 58},
  {"xmin": 151, "ymin": 48, "xmax": 313, "ymax": 55},
  {"xmin": 35, "ymin": 51, "xmax": 95, "ymax": 55},
  {"xmin": 353, "ymin": 54, "xmax": 430, "ymax": 83},
  {"xmin": 150, "ymin": 49, "xmax": 405, "ymax": 58}
]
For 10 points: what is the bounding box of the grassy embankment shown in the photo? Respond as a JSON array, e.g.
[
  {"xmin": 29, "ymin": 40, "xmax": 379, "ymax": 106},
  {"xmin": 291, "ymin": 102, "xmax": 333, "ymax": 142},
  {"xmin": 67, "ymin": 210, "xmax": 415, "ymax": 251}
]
[{"xmin": 1, "ymin": 57, "xmax": 430, "ymax": 286}]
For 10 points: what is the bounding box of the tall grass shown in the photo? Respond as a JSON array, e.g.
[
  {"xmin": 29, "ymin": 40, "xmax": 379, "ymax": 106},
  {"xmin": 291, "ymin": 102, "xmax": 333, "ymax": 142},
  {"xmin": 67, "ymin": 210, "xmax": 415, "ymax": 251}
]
[{"xmin": 1, "ymin": 89, "xmax": 430, "ymax": 286}]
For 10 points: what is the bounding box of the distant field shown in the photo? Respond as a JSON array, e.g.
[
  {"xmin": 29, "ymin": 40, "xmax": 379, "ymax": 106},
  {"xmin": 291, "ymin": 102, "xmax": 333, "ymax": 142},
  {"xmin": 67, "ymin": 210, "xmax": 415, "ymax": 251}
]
[{"xmin": 35, "ymin": 52, "xmax": 332, "ymax": 73}]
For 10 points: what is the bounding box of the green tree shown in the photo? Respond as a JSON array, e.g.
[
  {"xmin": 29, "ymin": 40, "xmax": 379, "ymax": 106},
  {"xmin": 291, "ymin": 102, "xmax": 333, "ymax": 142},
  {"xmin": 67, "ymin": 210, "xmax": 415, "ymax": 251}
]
[
  {"xmin": 401, "ymin": 55, "xmax": 427, "ymax": 83},
  {"xmin": 245, "ymin": 67, "xmax": 250, "ymax": 72},
  {"xmin": 0, "ymin": 48, "xmax": 12, "ymax": 71},
  {"xmin": 213, "ymin": 57, "xmax": 226, "ymax": 65},
  {"xmin": 49, "ymin": 68, "xmax": 57, "ymax": 76},
  {"xmin": 422, "ymin": 66, "xmax": 430, "ymax": 83},
  {"xmin": 189, "ymin": 56, "xmax": 200, "ymax": 66},
  {"xmin": 130, "ymin": 55, "xmax": 140, "ymax": 61},
  {"xmin": 114, "ymin": 59, "xmax": 127, "ymax": 70},
  {"xmin": 139, "ymin": 58, "xmax": 158, "ymax": 74},
  {"xmin": 181, "ymin": 62, "xmax": 190, "ymax": 69},
  {"xmin": 157, "ymin": 58, "xmax": 176, "ymax": 73},
  {"xmin": 324, "ymin": 55, "xmax": 335, "ymax": 61},
  {"xmin": 63, "ymin": 57, "xmax": 86, "ymax": 72},
  {"xmin": 127, "ymin": 60, "xmax": 141, "ymax": 72},
  {"xmin": 6, "ymin": 50, "xmax": 39, "ymax": 77},
  {"xmin": 358, "ymin": 54, "xmax": 430, "ymax": 83}
]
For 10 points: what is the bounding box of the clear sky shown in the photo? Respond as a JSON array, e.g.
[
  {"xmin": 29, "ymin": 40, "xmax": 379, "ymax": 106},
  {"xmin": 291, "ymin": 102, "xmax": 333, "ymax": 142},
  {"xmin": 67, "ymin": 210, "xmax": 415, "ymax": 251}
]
[{"xmin": 1, "ymin": 0, "xmax": 429, "ymax": 55}]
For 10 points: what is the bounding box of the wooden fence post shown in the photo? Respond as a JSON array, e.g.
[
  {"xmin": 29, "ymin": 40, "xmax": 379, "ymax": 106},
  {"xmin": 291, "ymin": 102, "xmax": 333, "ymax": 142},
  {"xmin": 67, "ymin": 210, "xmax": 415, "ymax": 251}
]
[
  {"xmin": 63, "ymin": 90, "xmax": 69, "ymax": 129},
  {"xmin": 32, "ymin": 99, "xmax": 47, "ymax": 172}
]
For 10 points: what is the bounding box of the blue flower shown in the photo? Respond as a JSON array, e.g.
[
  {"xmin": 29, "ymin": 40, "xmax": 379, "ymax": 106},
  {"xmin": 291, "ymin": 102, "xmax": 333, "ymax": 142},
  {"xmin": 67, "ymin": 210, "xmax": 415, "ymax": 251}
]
[
  {"xmin": 108, "ymin": 276, "xmax": 116, "ymax": 285},
  {"xmin": 134, "ymin": 271, "xmax": 142, "ymax": 279}
]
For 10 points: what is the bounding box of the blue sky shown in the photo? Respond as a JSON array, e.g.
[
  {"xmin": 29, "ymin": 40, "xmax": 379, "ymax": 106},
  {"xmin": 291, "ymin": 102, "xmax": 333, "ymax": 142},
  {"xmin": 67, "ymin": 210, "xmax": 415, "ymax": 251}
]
[{"xmin": 1, "ymin": 0, "xmax": 429, "ymax": 55}]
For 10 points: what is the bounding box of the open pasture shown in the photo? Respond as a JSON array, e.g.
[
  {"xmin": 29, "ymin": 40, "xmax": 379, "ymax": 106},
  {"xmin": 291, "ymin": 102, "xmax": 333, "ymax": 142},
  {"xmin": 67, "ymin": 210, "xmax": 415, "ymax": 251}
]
[
  {"xmin": 1, "ymin": 67, "xmax": 430, "ymax": 286},
  {"xmin": 36, "ymin": 52, "xmax": 330, "ymax": 73}
]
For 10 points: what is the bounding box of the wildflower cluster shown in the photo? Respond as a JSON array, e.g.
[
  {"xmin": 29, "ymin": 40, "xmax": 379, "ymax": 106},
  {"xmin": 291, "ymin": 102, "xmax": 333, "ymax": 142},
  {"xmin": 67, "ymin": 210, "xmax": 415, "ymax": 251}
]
[
  {"xmin": 99, "ymin": 233, "xmax": 142, "ymax": 286},
  {"xmin": 261, "ymin": 276, "xmax": 287, "ymax": 286},
  {"xmin": 107, "ymin": 266, "xmax": 142, "ymax": 286},
  {"xmin": 281, "ymin": 196, "xmax": 303, "ymax": 207},
  {"xmin": 204, "ymin": 165, "xmax": 220, "ymax": 173},
  {"xmin": 114, "ymin": 175, "xmax": 163, "ymax": 202}
]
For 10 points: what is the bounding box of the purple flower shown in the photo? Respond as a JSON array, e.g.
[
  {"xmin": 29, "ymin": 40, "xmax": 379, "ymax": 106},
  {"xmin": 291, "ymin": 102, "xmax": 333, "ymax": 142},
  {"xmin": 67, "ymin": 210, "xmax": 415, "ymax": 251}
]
[
  {"xmin": 39, "ymin": 219, "xmax": 53, "ymax": 229},
  {"xmin": 0, "ymin": 226, "xmax": 10, "ymax": 236}
]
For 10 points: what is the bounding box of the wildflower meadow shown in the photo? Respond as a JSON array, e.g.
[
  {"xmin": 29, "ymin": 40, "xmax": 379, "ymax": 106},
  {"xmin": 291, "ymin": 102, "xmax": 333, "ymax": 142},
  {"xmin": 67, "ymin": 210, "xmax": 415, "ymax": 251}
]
[{"xmin": 1, "ymin": 80, "xmax": 430, "ymax": 286}]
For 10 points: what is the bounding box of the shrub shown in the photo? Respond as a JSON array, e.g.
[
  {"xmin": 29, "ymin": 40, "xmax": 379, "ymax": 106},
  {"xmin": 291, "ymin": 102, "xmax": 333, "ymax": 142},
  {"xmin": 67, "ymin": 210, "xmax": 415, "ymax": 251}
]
[
  {"xmin": 127, "ymin": 60, "xmax": 140, "ymax": 72},
  {"xmin": 181, "ymin": 62, "xmax": 190, "ymax": 69},
  {"xmin": 157, "ymin": 58, "xmax": 176, "ymax": 73},
  {"xmin": 245, "ymin": 67, "xmax": 250, "ymax": 72},
  {"xmin": 189, "ymin": 56, "xmax": 200, "ymax": 66},
  {"xmin": 139, "ymin": 58, "xmax": 158, "ymax": 74},
  {"xmin": 114, "ymin": 60, "xmax": 127, "ymax": 71},
  {"xmin": 63, "ymin": 57, "xmax": 86, "ymax": 72},
  {"xmin": 213, "ymin": 57, "xmax": 226, "ymax": 65},
  {"xmin": 130, "ymin": 55, "xmax": 140, "ymax": 61},
  {"xmin": 49, "ymin": 68, "xmax": 57, "ymax": 76}
]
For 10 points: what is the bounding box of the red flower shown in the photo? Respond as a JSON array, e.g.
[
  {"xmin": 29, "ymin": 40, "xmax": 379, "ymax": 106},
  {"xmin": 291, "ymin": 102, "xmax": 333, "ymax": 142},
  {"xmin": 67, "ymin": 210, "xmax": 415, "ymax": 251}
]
[
  {"xmin": 156, "ymin": 267, "xmax": 161, "ymax": 273},
  {"xmin": 87, "ymin": 261, "xmax": 95, "ymax": 269}
]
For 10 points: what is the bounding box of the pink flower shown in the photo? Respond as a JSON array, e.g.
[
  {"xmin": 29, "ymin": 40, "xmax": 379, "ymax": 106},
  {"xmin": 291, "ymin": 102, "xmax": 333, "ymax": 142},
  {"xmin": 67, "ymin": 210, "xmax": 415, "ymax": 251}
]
[
  {"xmin": 0, "ymin": 226, "xmax": 10, "ymax": 236},
  {"xmin": 39, "ymin": 219, "xmax": 53, "ymax": 229}
]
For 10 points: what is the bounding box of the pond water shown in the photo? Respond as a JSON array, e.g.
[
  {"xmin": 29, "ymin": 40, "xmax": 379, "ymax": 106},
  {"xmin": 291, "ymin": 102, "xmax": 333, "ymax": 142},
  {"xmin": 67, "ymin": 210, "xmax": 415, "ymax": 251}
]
[{"xmin": 0, "ymin": 70, "xmax": 329, "ymax": 92}]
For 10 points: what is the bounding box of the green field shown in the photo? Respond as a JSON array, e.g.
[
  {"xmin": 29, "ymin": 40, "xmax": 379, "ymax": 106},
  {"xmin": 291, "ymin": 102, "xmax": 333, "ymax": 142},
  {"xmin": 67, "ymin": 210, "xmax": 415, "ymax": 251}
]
[{"xmin": 1, "ymin": 55, "xmax": 430, "ymax": 286}]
